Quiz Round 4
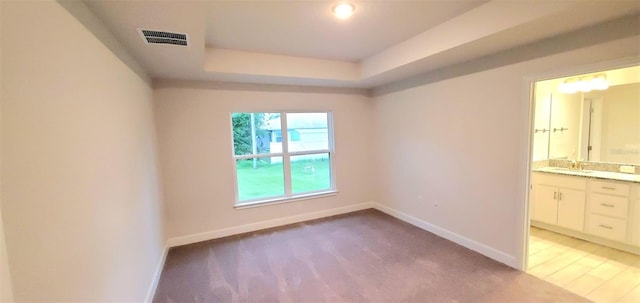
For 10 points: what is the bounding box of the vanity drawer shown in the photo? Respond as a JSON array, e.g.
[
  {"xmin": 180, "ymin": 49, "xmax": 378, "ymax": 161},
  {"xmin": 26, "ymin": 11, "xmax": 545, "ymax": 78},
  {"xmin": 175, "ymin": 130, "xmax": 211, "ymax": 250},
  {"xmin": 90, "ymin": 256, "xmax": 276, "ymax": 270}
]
[
  {"xmin": 590, "ymin": 180, "xmax": 630, "ymax": 197},
  {"xmin": 589, "ymin": 194, "xmax": 628, "ymax": 219},
  {"xmin": 587, "ymin": 214, "xmax": 627, "ymax": 242}
]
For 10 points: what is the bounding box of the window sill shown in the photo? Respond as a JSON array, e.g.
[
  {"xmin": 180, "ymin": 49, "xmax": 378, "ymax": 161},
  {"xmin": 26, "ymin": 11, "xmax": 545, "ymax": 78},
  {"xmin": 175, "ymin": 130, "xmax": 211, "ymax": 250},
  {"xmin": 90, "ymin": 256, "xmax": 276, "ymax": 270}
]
[{"xmin": 234, "ymin": 190, "xmax": 339, "ymax": 210}]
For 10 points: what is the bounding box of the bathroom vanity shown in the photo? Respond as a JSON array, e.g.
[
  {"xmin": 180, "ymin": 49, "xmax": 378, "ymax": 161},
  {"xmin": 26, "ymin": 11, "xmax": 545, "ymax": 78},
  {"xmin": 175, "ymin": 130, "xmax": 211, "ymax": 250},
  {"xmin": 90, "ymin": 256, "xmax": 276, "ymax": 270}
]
[
  {"xmin": 531, "ymin": 167, "xmax": 640, "ymax": 254},
  {"xmin": 529, "ymin": 66, "xmax": 640, "ymax": 255}
]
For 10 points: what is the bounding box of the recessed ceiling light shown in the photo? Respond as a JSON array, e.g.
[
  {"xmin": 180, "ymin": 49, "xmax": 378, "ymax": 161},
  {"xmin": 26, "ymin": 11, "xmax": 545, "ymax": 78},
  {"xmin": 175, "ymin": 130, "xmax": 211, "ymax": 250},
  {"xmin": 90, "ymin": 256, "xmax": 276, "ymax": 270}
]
[{"xmin": 333, "ymin": 3, "xmax": 355, "ymax": 20}]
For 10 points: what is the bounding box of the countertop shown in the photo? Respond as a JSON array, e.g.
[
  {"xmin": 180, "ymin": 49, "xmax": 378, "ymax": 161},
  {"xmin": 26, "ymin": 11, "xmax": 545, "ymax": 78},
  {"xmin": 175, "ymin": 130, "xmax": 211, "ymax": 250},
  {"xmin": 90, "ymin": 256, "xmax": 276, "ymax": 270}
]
[{"xmin": 533, "ymin": 167, "xmax": 640, "ymax": 183}]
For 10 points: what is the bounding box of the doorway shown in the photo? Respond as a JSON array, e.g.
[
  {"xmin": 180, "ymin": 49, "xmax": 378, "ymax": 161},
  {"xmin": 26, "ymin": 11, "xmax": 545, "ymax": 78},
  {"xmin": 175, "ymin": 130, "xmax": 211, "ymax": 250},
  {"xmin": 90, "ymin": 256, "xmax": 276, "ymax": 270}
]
[{"xmin": 525, "ymin": 64, "xmax": 640, "ymax": 303}]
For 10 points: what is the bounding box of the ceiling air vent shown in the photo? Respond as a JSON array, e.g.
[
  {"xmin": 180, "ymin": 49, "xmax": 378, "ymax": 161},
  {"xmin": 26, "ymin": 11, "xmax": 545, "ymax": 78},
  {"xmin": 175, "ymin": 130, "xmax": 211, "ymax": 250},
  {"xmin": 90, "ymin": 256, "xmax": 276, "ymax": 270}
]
[{"xmin": 138, "ymin": 29, "xmax": 189, "ymax": 46}]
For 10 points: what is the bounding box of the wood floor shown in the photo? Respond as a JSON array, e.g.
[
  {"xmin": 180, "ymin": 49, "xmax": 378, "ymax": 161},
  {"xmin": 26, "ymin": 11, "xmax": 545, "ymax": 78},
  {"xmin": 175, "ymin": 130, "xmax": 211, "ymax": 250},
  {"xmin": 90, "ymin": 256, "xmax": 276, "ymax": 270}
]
[
  {"xmin": 528, "ymin": 226, "xmax": 640, "ymax": 303},
  {"xmin": 153, "ymin": 210, "xmax": 588, "ymax": 302}
]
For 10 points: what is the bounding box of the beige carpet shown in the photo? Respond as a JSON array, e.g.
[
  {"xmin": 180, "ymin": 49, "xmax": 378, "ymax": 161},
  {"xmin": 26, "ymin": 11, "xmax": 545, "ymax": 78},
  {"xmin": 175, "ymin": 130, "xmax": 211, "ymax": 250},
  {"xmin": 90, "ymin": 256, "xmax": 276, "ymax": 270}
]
[{"xmin": 153, "ymin": 209, "xmax": 589, "ymax": 302}]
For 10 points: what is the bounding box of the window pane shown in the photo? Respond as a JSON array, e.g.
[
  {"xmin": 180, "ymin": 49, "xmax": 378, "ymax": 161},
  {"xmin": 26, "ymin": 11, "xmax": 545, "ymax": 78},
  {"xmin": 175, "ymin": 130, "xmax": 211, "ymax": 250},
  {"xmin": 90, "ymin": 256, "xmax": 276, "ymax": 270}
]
[
  {"xmin": 290, "ymin": 153, "xmax": 331, "ymax": 194},
  {"xmin": 232, "ymin": 113, "xmax": 281, "ymax": 156},
  {"xmin": 236, "ymin": 157, "xmax": 284, "ymax": 201},
  {"xmin": 286, "ymin": 113, "xmax": 328, "ymax": 152}
]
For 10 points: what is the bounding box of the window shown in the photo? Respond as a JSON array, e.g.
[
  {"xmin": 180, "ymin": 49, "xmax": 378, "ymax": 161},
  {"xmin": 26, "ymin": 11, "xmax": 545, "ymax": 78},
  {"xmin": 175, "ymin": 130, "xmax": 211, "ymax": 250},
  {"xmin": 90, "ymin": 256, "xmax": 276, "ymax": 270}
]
[{"xmin": 231, "ymin": 112, "xmax": 335, "ymax": 206}]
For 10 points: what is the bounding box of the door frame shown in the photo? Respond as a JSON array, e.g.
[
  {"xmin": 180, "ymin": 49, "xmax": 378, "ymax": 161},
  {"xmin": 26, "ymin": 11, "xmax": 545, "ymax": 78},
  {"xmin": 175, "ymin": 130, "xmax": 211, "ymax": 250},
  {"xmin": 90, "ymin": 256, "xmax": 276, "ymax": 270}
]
[{"xmin": 515, "ymin": 56, "xmax": 640, "ymax": 271}]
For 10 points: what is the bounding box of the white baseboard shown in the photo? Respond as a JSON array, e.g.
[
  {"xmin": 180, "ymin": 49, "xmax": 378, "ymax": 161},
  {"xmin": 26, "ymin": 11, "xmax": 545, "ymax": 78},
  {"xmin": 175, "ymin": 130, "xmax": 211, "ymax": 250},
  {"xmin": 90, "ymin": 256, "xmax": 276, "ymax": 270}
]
[
  {"xmin": 162, "ymin": 201, "xmax": 516, "ymax": 281},
  {"xmin": 166, "ymin": 202, "xmax": 375, "ymax": 248},
  {"xmin": 144, "ymin": 245, "xmax": 169, "ymax": 303},
  {"xmin": 372, "ymin": 203, "xmax": 518, "ymax": 268}
]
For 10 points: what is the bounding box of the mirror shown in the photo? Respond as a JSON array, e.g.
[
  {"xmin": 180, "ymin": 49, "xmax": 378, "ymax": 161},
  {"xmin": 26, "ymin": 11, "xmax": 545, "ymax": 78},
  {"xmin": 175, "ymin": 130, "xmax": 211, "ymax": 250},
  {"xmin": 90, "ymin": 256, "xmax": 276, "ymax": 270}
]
[{"xmin": 532, "ymin": 65, "xmax": 640, "ymax": 165}]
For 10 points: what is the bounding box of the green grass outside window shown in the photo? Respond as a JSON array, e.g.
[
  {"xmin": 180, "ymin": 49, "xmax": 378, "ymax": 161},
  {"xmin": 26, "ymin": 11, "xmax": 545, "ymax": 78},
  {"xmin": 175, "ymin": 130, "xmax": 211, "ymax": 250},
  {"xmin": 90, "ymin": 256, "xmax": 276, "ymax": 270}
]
[{"xmin": 236, "ymin": 158, "xmax": 331, "ymax": 201}]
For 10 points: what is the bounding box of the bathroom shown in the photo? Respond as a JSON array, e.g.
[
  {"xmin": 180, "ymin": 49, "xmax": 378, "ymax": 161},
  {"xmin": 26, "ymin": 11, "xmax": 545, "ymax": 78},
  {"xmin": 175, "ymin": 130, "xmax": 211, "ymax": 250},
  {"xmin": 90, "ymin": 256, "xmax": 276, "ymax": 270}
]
[{"xmin": 528, "ymin": 65, "xmax": 639, "ymax": 303}]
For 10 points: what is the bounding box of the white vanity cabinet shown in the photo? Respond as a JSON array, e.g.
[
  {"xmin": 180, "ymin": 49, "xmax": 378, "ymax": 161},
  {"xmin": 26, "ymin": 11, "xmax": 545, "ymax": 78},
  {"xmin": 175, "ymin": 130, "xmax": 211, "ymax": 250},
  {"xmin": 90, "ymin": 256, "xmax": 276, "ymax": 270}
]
[
  {"xmin": 531, "ymin": 171, "xmax": 640, "ymax": 254},
  {"xmin": 531, "ymin": 173, "xmax": 586, "ymax": 231},
  {"xmin": 586, "ymin": 180, "xmax": 630, "ymax": 242}
]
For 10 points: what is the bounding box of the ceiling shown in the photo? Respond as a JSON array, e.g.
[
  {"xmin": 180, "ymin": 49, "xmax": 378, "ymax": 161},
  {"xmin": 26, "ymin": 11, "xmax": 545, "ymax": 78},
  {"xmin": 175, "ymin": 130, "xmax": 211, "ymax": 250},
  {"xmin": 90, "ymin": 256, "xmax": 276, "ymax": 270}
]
[
  {"xmin": 85, "ymin": 0, "xmax": 640, "ymax": 89},
  {"xmin": 204, "ymin": 1, "xmax": 486, "ymax": 61}
]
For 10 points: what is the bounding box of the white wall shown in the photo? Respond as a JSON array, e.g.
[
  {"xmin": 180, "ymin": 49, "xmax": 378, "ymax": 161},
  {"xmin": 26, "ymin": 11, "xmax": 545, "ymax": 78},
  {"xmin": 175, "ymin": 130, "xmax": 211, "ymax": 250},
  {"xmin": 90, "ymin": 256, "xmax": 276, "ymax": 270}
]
[
  {"xmin": 0, "ymin": 2, "xmax": 13, "ymax": 298},
  {"xmin": 1, "ymin": 2, "xmax": 164, "ymax": 302},
  {"xmin": 371, "ymin": 36, "xmax": 639, "ymax": 266},
  {"xmin": 154, "ymin": 83, "xmax": 374, "ymax": 240}
]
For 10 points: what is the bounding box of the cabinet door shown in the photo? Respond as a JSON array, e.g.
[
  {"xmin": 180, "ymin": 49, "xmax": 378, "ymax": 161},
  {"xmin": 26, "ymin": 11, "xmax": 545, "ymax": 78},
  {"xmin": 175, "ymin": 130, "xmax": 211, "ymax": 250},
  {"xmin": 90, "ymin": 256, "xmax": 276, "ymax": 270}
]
[
  {"xmin": 532, "ymin": 185, "xmax": 558, "ymax": 224},
  {"xmin": 557, "ymin": 188, "xmax": 586, "ymax": 231}
]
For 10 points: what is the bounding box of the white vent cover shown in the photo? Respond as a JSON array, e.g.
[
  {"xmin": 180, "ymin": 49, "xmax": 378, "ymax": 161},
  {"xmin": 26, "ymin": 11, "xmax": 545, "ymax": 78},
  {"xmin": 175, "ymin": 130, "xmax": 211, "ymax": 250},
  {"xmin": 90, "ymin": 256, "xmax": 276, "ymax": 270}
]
[{"xmin": 138, "ymin": 29, "xmax": 189, "ymax": 46}]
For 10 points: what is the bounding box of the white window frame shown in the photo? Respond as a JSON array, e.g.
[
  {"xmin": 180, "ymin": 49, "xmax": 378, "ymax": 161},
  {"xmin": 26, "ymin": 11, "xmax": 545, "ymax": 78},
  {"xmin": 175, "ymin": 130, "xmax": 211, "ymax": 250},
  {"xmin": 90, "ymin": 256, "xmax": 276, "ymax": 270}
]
[{"xmin": 231, "ymin": 111, "xmax": 337, "ymax": 208}]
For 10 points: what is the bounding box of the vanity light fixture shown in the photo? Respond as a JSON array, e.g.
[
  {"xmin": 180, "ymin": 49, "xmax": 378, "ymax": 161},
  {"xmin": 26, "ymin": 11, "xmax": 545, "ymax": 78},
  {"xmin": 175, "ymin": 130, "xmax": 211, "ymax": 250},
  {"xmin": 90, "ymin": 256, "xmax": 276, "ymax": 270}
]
[
  {"xmin": 333, "ymin": 2, "xmax": 355, "ymax": 19},
  {"xmin": 558, "ymin": 74, "xmax": 609, "ymax": 94}
]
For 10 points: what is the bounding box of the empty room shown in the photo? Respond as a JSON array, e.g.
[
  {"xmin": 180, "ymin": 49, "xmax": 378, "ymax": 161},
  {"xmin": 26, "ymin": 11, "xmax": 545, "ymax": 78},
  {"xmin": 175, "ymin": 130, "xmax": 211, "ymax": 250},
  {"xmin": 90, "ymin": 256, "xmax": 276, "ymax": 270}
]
[{"xmin": 1, "ymin": 1, "xmax": 639, "ymax": 302}]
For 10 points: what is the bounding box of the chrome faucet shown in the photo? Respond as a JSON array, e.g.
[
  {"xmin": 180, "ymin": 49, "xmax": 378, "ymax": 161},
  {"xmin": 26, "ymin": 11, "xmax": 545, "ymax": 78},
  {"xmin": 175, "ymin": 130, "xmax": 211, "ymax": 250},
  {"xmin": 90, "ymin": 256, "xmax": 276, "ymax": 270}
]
[{"xmin": 570, "ymin": 160, "xmax": 582, "ymax": 170}]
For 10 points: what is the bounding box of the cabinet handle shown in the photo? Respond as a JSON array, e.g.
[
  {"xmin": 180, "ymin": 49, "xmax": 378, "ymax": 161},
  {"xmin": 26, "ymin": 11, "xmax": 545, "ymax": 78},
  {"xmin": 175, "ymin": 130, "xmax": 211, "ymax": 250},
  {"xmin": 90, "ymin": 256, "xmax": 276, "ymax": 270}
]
[
  {"xmin": 601, "ymin": 186, "xmax": 616, "ymax": 190},
  {"xmin": 599, "ymin": 224, "xmax": 613, "ymax": 230},
  {"xmin": 554, "ymin": 192, "xmax": 557, "ymax": 199},
  {"xmin": 600, "ymin": 203, "xmax": 614, "ymax": 208},
  {"xmin": 559, "ymin": 192, "xmax": 562, "ymax": 200}
]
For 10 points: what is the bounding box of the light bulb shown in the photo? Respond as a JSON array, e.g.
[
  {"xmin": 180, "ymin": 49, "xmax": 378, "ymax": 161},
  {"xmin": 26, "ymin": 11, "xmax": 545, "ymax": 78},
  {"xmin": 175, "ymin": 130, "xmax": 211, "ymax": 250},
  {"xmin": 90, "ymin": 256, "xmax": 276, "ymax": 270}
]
[
  {"xmin": 559, "ymin": 81, "xmax": 577, "ymax": 94},
  {"xmin": 590, "ymin": 76, "xmax": 609, "ymax": 90},
  {"xmin": 576, "ymin": 79, "xmax": 592, "ymax": 92},
  {"xmin": 333, "ymin": 3, "xmax": 355, "ymax": 19}
]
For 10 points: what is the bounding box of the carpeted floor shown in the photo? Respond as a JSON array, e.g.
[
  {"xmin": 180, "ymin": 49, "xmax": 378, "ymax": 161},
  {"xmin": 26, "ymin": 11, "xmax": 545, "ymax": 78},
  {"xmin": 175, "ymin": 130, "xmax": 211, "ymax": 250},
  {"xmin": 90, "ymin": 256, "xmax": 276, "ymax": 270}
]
[{"xmin": 153, "ymin": 209, "xmax": 589, "ymax": 302}]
